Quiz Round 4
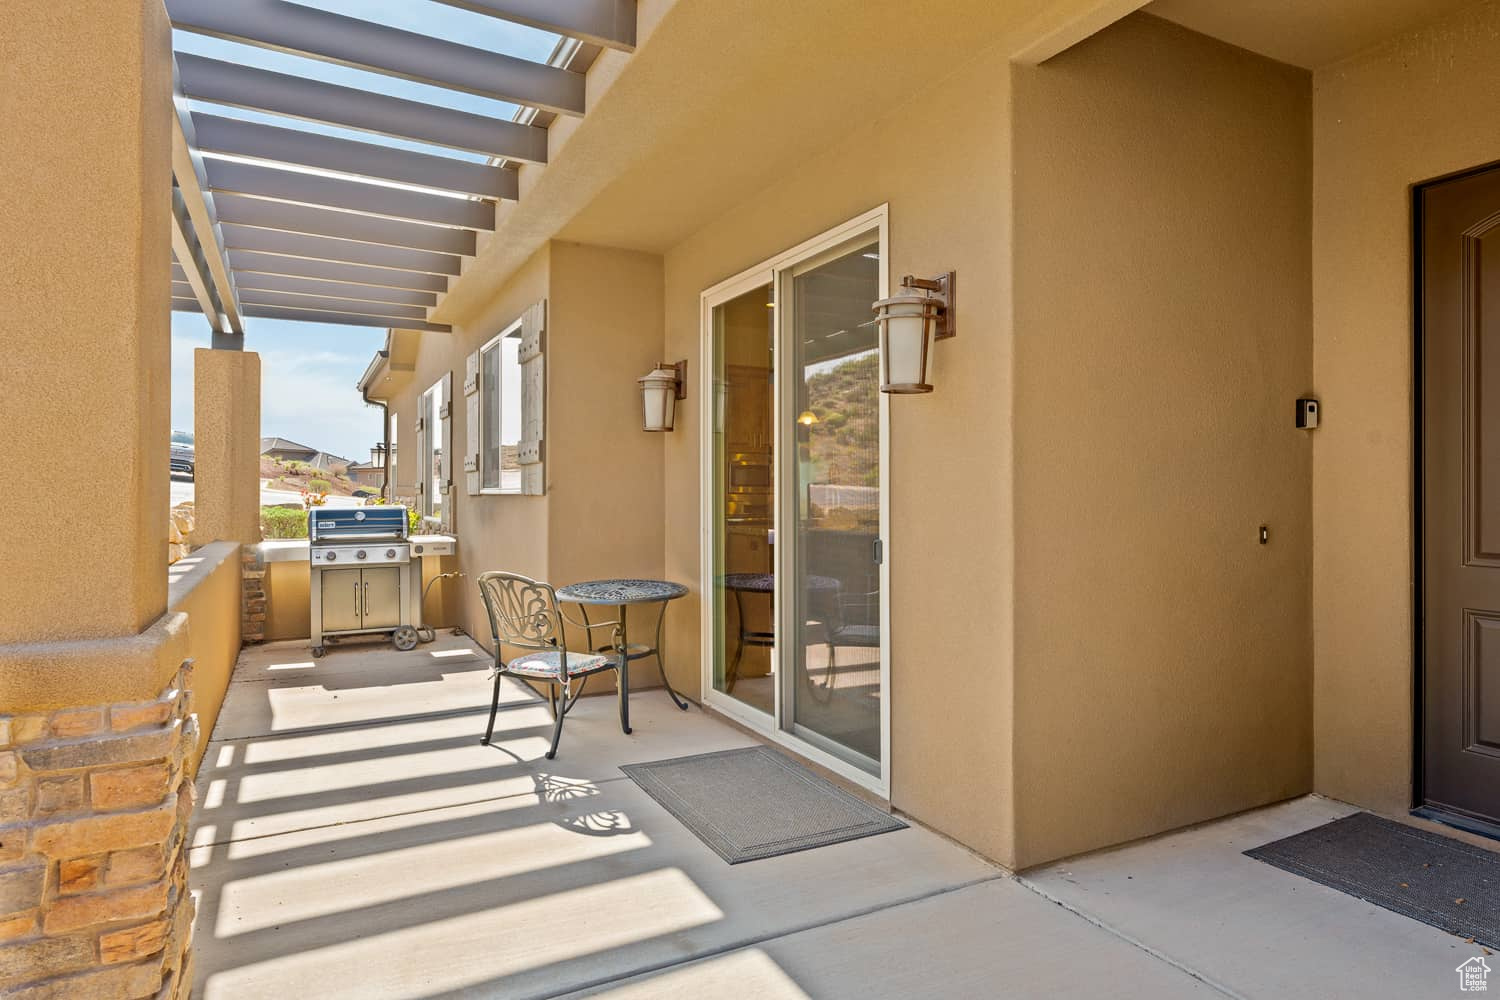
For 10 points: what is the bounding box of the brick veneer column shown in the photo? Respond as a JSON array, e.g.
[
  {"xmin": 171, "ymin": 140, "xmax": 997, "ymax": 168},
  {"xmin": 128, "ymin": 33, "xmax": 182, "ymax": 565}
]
[
  {"xmin": 0, "ymin": 665, "xmax": 198, "ymax": 999},
  {"xmin": 242, "ymin": 547, "xmax": 267, "ymax": 644}
]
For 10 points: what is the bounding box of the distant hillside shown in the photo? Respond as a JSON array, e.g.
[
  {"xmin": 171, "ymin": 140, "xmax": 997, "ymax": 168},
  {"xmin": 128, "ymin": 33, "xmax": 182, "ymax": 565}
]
[{"xmin": 804, "ymin": 351, "xmax": 880, "ymax": 489}]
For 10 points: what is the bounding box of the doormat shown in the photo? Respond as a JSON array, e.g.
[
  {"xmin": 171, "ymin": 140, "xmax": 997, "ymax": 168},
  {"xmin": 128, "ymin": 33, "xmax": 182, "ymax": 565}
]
[
  {"xmin": 620, "ymin": 746, "xmax": 905, "ymax": 864},
  {"xmin": 1245, "ymin": 811, "xmax": 1500, "ymax": 947}
]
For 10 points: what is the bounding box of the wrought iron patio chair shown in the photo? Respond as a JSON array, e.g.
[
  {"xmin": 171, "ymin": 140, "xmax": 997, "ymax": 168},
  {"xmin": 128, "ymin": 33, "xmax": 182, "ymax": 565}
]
[{"xmin": 476, "ymin": 571, "xmax": 629, "ymax": 759}]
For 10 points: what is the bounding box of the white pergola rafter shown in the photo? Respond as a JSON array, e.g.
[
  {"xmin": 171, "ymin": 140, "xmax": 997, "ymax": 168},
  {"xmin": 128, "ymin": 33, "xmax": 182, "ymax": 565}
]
[{"xmin": 165, "ymin": 0, "xmax": 637, "ymax": 334}]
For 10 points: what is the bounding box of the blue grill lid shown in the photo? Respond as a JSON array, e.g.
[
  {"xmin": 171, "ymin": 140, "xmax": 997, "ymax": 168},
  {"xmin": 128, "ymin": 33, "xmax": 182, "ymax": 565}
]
[{"xmin": 308, "ymin": 505, "xmax": 409, "ymax": 541}]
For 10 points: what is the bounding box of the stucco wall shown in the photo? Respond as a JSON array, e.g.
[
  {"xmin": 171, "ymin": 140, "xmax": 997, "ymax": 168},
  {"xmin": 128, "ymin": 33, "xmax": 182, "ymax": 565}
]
[
  {"xmin": 167, "ymin": 541, "xmax": 242, "ymax": 770},
  {"xmin": 1010, "ymin": 15, "xmax": 1314, "ymax": 865},
  {"xmin": 660, "ymin": 43, "xmax": 1017, "ymax": 863},
  {"xmin": 1311, "ymin": 0, "xmax": 1500, "ymax": 813},
  {"xmin": 382, "ymin": 244, "xmax": 668, "ymax": 680}
]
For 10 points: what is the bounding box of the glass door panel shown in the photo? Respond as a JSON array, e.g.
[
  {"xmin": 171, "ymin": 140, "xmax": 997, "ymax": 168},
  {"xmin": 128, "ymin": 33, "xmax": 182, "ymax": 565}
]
[
  {"xmin": 710, "ymin": 281, "xmax": 776, "ymax": 716},
  {"xmin": 782, "ymin": 239, "xmax": 883, "ymax": 772}
]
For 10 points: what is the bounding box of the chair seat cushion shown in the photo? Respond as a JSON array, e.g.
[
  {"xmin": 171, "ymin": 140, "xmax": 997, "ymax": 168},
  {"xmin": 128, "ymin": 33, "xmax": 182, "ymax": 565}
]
[{"xmin": 504, "ymin": 650, "xmax": 614, "ymax": 679}]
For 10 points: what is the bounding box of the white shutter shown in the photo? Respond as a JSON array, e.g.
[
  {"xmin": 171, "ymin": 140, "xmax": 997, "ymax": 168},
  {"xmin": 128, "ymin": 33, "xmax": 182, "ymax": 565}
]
[
  {"xmin": 519, "ymin": 300, "xmax": 547, "ymax": 496},
  {"xmin": 463, "ymin": 349, "xmax": 481, "ymax": 495},
  {"xmin": 439, "ymin": 371, "xmax": 454, "ymax": 531}
]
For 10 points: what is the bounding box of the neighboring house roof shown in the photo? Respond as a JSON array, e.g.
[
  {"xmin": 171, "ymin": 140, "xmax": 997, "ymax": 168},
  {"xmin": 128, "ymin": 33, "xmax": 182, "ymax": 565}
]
[
  {"xmin": 260, "ymin": 436, "xmax": 319, "ymax": 456},
  {"xmin": 347, "ymin": 460, "xmax": 381, "ymax": 471},
  {"xmin": 308, "ymin": 452, "xmax": 351, "ymax": 472}
]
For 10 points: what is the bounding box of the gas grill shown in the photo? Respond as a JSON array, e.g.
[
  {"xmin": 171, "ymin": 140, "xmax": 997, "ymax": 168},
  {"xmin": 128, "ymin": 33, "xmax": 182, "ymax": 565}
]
[{"xmin": 308, "ymin": 506, "xmax": 416, "ymax": 657}]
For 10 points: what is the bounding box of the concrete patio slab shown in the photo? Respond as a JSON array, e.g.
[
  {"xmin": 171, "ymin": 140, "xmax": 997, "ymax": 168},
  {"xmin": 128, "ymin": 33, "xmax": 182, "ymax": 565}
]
[
  {"xmin": 194, "ymin": 639, "xmax": 1483, "ymax": 1000},
  {"xmin": 196, "ymin": 636, "xmax": 758, "ymax": 844},
  {"xmin": 190, "ymin": 766, "xmax": 998, "ymax": 999},
  {"xmin": 1021, "ymin": 795, "xmax": 1484, "ymax": 999},
  {"xmin": 564, "ymin": 879, "xmax": 1217, "ymax": 999},
  {"xmin": 209, "ymin": 635, "xmax": 513, "ymax": 740}
]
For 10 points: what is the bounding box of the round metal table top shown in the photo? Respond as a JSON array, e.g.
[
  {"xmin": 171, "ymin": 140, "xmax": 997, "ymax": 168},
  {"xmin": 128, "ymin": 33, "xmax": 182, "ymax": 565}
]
[
  {"xmin": 719, "ymin": 573, "xmax": 840, "ymax": 594},
  {"xmin": 556, "ymin": 578, "xmax": 689, "ymax": 605}
]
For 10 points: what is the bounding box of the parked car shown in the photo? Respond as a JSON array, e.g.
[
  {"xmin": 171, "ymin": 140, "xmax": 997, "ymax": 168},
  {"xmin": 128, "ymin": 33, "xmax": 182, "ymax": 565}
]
[{"xmin": 170, "ymin": 429, "xmax": 195, "ymax": 478}]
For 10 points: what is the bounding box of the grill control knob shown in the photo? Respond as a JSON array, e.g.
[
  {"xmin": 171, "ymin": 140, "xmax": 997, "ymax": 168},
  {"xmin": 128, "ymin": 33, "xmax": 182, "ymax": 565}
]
[
  {"xmin": 356, "ymin": 549, "xmax": 367, "ymax": 560},
  {"xmin": 386, "ymin": 549, "xmax": 396, "ymax": 559},
  {"xmin": 325, "ymin": 552, "xmax": 336, "ymax": 562}
]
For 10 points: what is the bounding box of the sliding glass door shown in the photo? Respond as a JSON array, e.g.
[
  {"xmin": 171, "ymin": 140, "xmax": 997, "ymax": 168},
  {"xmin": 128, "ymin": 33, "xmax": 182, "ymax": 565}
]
[
  {"xmin": 701, "ymin": 209, "xmax": 889, "ymax": 790},
  {"xmin": 780, "ymin": 238, "xmax": 883, "ymax": 772}
]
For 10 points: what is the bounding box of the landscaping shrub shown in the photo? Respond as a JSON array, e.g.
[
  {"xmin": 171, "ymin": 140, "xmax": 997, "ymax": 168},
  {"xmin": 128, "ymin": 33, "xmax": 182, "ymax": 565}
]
[
  {"xmin": 260, "ymin": 505, "xmax": 309, "ymax": 539},
  {"xmin": 307, "ymin": 478, "xmax": 331, "ymax": 493}
]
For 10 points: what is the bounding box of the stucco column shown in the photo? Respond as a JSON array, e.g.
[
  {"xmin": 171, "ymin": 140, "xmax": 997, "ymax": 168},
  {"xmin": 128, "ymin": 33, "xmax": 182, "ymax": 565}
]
[
  {"xmin": 0, "ymin": 8, "xmax": 201, "ymax": 998},
  {"xmin": 192, "ymin": 349, "xmax": 263, "ymax": 546},
  {"xmin": 0, "ymin": 1, "xmax": 173, "ymax": 644}
]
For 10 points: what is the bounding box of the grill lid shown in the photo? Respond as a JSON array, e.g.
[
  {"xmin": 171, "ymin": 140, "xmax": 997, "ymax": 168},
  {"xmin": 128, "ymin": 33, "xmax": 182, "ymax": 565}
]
[{"xmin": 308, "ymin": 505, "xmax": 409, "ymax": 543}]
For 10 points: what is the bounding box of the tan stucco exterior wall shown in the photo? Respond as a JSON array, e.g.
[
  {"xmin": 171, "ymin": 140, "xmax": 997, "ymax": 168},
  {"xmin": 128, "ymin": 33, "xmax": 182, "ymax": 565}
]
[
  {"xmin": 1010, "ymin": 15, "xmax": 1314, "ymax": 865},
  {"xmin": 193, "ymin": 350, "xmax": 263, "ymax": 546},
  {"xmin": 1310, "ymin": 0, "xmax": 1500, "ymax": 814},
  {"xmin": 379, "ymin": 244, "xmax": 668, "ymax": 679},
  {"xmin": 0, "ymin": 1, "xmax": 173, "ymax": 643},
  {"xmin": 168, "ymin": 542, "xmax": 242, "ymax": 770},
  {"xmin": 264, "ymin": 562, "xmax": 311, "ymax": 642},
  {"xmin": 661, "ymin": 44, "xmax": 1018, "ymax": 863}
]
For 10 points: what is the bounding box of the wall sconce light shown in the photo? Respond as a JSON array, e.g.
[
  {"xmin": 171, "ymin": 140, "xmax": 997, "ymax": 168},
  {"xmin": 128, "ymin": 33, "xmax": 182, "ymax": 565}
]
[
  {"xmin": 639, "ymin": 360, "xmax": 687, "ymax": 431},
  {"xmin": 871, "ymin": 272, "xmax": 956, "ymax": 394}
]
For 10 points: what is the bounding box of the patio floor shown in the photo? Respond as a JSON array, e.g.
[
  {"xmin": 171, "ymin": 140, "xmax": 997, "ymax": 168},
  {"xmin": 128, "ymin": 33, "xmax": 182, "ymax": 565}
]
[{"xmin": 190, "ymin": 635, "xmax": 1484, "ymax": 999}]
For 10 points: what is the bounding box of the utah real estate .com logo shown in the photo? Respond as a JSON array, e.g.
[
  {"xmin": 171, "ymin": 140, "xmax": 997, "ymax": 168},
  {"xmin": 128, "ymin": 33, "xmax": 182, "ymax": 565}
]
[{"xmin": 1459, "ymin": 956, "xmax": 1491, "ymax": 992}]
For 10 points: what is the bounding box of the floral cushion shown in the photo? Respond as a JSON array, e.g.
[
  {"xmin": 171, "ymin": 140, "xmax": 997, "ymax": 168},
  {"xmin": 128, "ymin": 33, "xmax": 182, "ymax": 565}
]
[{"xmin": 504, "ymin": 650, "xmax": 613, "ymax": 679}]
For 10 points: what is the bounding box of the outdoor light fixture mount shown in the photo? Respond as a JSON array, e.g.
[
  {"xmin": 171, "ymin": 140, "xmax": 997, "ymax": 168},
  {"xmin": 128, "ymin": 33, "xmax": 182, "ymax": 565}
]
[
  {"xmin": 639, "ymin": 360, "xmax": 688, "ymax": 432},
  {"xmin": 872, "ymin": 271, "xmax": 956, "ymax": 394}
]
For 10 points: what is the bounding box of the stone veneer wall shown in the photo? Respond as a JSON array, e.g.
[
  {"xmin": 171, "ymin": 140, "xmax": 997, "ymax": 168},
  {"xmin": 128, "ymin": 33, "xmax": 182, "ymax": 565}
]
[
  {"xmin": 241, "ymin": 547, "xmax": 265, "ymax": 644},
  {"xmin": 0, "ymin": 664, "xmax": 198, "ymax": 999}
]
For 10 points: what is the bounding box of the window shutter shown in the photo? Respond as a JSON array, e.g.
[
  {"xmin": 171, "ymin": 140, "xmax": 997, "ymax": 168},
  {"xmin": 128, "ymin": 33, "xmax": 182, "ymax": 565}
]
[
  {"xmin": 463, "ymin": 349, "xmax": 481, "ymax": 495},
  {"xmin": 519, "ymin": 299, "xmax": 546, "ymax": 496},
  {"xmin": 414, "ymin": 413, "xmax": 426, "ymax": 498},
  {"xmin": 439, "ymin": 371, "xmax": 454, "ymax": 531}
]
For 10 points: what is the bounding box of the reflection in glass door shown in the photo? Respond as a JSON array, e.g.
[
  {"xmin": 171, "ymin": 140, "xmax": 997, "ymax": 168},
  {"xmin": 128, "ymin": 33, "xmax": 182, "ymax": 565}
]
[
  {"xmin": 782, "ymin": 240, "xmax": 883, "ymax": 773},
  {"xmin": 709, "ymin": 281, "xmax": 776, "ymax": 716}
]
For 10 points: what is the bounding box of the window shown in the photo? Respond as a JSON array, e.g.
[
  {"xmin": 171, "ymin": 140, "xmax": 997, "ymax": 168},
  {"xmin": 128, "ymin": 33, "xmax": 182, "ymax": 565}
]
[
  {"xmin": 480, "ymin": 320, "xmax": 524, "ymax": 493},
  {"xmin": 421, "ymin": 379, "xmax": 446, "ymax": 522}
]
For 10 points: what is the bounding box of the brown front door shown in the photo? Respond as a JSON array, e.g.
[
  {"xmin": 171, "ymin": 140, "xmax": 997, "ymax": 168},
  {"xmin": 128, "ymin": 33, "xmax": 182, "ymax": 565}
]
[{"xmin": 1420, "ymin": 164, "xmax": 1500, "ymax": 829}]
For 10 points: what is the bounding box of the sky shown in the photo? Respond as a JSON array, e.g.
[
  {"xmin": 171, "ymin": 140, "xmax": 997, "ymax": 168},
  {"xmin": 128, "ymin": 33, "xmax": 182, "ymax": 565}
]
[{"xmin": 170, "ymin": 1, "xmax": 559, "ymax": 462}]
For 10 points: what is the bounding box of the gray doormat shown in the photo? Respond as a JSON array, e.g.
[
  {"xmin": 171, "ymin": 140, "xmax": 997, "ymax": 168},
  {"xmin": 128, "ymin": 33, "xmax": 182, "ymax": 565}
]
[
  {"xmin": 1245, "ymin": 811, "xmax": 1500, "ymax": 947},
  {"xmin": 620, "ymin": 746, "xmax": 905, "ymax": 864}
]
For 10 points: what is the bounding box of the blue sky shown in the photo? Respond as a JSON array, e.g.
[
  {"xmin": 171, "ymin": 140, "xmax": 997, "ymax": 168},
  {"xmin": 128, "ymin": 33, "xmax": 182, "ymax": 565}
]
[{"xmin": 170, "ymin": 0, "xmax": 558, "ymax": 462}]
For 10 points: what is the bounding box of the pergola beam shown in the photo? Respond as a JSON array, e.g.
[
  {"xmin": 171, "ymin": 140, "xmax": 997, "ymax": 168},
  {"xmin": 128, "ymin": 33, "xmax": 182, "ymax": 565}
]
[
  {"xmin": 220, "ymin": 225, "xmax": 463, "ymax": 277},
  {"xmin": 232, "ymin": 272, "xmax": 437, "ymax": 309},
  {"xmin": 228, "ymin": 251, "xmax": 449, "ymax": 295},
  {"xmin": 192, "ymin": 114, "xmax": 518, "ymax": 201},
  {"xmin": 166, "ymin": 0, "xmax": 586, "ymax": 116},
  {"xmin": 214, "ymin": 194, "xmax": 478, "ymax": 257},
  {"xmin": 425, "ymin": 0, "xmax": 636, "ymax": 51},
  {"xmin": 239, "ymin": 288, "xmax": 431, "ymax": 322},
  {"xmin": 176, "ymin": 55, "xmax": 549, "ymax": 163},
  {"xmin": 168, "ymin": 189, "xmax": 223, "ymax": 329},
  {"xmin": 204, "ymin": 158, "xmax": 497, "ymax": 231},
  {"xmin": 243, "ymin": 304, "xmax": 451, "ymax": 333},
  {"xmin": 171, "ymin": 67, "xmax": 243, "ymax": 333}
]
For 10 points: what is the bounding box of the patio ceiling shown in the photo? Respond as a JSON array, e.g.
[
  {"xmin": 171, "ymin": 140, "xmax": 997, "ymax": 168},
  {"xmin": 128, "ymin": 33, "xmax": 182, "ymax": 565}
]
[{"xmin": 166, "ymin": 0, "xmax": 634, "ymax": 338}]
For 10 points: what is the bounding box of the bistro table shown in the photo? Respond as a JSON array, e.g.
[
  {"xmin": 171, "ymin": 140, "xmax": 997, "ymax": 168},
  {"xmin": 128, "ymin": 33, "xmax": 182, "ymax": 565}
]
[
  {"xmin": 555, "ymin": 579, "xmax": 691, "ymax": 711},
  {"xmin": 720, "ymin": 573, "xmax": 840, "ymax": 693}
]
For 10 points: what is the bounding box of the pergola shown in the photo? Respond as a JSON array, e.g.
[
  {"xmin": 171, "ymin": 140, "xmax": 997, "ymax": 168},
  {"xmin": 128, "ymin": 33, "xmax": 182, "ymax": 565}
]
[{"xmin": 165, "ymin": 0, "xmax": 636, "ymax": 345}]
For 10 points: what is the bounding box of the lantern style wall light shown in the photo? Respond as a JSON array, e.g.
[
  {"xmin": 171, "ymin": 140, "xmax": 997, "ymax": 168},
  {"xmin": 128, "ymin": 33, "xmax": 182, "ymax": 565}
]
[
  {"xmin": 639, "ymin": 360, "xmax": 687, "ymax": 431},
  {"xmin": 871, "ymin": 271, "xmax": 956, "ymax": 394}
]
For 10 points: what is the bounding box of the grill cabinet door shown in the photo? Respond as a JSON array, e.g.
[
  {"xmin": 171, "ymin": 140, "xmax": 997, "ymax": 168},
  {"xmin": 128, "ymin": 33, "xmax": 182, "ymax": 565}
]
[
  {"xmin": 321, "ymin": 568, "xmax": 364, "ymax": 632},
  {"xmin": 360, "ymin": 566, "xmax": 403, "ymax": 630}
]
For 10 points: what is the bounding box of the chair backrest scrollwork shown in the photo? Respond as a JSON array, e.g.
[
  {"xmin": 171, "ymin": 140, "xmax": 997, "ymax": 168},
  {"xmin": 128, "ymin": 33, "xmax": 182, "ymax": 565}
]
[{"xmin": 476, "ymin": 571, "xmax": 562, "ymax": 654}]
